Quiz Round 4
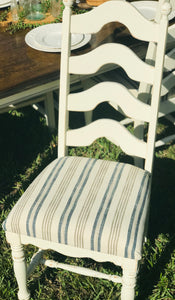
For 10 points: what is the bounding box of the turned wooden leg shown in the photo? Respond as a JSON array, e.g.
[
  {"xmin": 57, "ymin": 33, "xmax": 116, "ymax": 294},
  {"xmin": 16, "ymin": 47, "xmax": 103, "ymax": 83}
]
[
  {"xmin": 11, "ymin": 242, "xmax": 30, "ymax": 300},
  {"xmin": 121, "ymin": 267, "xmax": 137, "ymax": 300}
]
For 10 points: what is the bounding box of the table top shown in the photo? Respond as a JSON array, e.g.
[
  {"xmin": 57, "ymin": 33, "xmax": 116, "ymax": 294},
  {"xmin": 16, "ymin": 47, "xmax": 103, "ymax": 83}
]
[
  {"xmin": 0, "ymin": 18, "xmax": 144, "ymax": 100},
  {"xmin": 0, "ymin": 28, "xmax": 60, "ymax": 98}
]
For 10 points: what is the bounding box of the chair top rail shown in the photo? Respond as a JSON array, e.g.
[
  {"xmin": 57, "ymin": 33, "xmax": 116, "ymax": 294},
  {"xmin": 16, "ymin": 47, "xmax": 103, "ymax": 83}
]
[
  {"xmin": 69, "ymin": 44, "xmax": 154, "ymax": 84},
  {"xmin": 66, "ymin": 119, "xmax": 147, "ymax": 158},
  {"xmin": 71, "ymin": 1, "xmax": 159, "ymax": 42},
  {"xmin": 68, "ymin": 82, "xmax": 151, "ymax": 122}
]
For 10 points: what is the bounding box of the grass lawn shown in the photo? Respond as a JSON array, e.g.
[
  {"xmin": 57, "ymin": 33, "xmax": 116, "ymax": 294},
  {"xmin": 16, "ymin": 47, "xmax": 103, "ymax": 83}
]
[{"xmin": 0, "ymin": 104, "xmax": 175, "ymax": 299}]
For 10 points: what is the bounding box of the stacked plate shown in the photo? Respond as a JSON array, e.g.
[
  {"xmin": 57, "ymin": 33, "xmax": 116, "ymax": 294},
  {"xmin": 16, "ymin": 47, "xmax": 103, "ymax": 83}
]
[{"xmin": 25, "ymin": 23, "xmax": 91, "ymax": 52}]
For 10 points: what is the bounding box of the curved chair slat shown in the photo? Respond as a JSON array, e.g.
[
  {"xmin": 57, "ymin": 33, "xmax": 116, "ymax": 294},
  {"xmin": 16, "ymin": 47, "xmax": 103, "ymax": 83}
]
[
  {"xmin": 68, "ymin": 81, "xmax": 151, "ymax": 122},
  {"xmin": 71, "ymin": 1, "xmax": 159, "ymax": 42},
  {"xmin": 66, "ymin": 119, "xmax": 147, "ymax": 158},
  {"xmin": 69, "ymin": 43, "xmax": 154, "ymax": 84}
]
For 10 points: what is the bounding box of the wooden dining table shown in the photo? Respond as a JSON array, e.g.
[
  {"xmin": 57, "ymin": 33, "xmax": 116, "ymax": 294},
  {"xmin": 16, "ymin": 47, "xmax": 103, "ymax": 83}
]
[{"xmin": 0, "ymin": 9, "xmax": 149, "ymax": 128}]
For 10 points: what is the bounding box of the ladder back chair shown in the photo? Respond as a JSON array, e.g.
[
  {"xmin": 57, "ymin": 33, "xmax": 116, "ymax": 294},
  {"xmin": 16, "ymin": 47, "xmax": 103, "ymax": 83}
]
[
  {"xmin": 132, "ymin": 0, "xmax": 175, "ymax": 167},
  {"xmin": 2, "ymin": 1, "xmax": 170, "ymax": 299},
  {"xmin": 105, "ymin": 0, "xmax": 175, "ymax": 155},
  {"xmin": 131, "ymin": 0, "xmax": 175, "ymax": 151}
]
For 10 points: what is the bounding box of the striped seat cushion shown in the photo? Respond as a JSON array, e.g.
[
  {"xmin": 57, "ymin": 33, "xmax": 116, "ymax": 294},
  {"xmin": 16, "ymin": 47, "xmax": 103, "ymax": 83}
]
[{"xmin": 3, "ymin": 156, "xmax": 150, "ymax": 260}]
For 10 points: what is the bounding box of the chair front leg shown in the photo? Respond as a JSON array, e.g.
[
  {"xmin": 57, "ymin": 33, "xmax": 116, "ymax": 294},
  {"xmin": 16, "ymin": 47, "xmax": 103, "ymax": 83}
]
[
  {"xmin": 121, "ymin": 266, "xmax": 137, "ymax": 300},
  {"xmin": 11, "ymin": 242, "xmax": 30, "ymax": 300}
]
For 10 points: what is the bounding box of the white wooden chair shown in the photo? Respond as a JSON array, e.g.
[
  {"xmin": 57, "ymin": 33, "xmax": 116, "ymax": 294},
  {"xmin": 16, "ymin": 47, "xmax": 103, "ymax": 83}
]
[
  {"xmin": 97, "ymin": 0, "xmax": 175, "ymax": 150},
  {"xmin": 2, "ymin": 1, "xmax": 170, "ymax": 299},
  {"xmin": 133, "ymin": 0, "xmax": 175, "ymax": 151}
]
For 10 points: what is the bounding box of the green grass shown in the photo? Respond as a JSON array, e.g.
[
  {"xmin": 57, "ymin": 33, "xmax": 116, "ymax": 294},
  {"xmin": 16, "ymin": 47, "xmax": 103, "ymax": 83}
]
[{"xmin": 0, "ymin": 105, "xmax": 175, "ymax": 299}]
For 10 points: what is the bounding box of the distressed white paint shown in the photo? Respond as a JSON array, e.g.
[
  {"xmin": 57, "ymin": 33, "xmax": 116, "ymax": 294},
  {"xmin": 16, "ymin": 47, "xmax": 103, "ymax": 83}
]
[
  {"xmin": 67, "ymin": 119, "xmax": 147, "ymax": 158},
  {"xmin": 71, "ymin": 0, "xmax": 159, "ymax": 42},
  {"xmin": 68, "ymin": 81, "xmax": 151, "ymax": 122},
  {"xmin": 69, "ymin": 43, "xmax": 154, "ymax": 84}
]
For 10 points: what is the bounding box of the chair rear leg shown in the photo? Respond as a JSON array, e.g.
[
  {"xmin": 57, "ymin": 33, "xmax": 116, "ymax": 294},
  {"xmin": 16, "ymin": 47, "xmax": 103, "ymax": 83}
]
[
  {"xmin": 11, "ymin": 242, "xmax": 30, "ymax": 300},
  {"xmin": 133, "ymin": 120, "xmax": 145, "ymax": 168}
]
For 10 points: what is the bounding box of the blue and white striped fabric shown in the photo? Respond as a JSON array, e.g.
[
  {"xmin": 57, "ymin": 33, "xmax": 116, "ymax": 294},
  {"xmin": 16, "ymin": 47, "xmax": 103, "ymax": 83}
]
[{"xmin": 3, "ymin": 156, "xmax": 150, "ymax": 260}]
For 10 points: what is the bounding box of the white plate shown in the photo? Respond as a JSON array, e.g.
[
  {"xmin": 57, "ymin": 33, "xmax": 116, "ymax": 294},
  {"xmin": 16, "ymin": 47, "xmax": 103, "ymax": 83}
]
[
  {"xmin": 0, "ymin": 0, "xmax": 19, "ymax": 8},
  {"xmin": 0, "ymin": 0, "xmax": 10, "ymax": 4},
  {"xmin": 25, "ymin": 23, "xmax": 91, "ymax": 52},
  {"xmin": 0, "ymin": 0, "xmax": 10, "ymax": 8},
  {"xmin": 35, "ymin": 25, "xmax": 84, "ymax": 49},
  {"xmin": 132, "ymin": 1, "xmax": 175, "ymax": 21}
]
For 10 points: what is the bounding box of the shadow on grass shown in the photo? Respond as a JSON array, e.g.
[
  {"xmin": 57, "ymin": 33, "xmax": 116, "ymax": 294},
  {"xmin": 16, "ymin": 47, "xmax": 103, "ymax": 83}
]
[
  {"xmin": 0, "ymin": 107, "xmax": 55, "ymax": 200},
  {"xmin": 136, "ymin": 236, "xmax": 175, "ymax": 300},
  {"xmin": 136, "ymin": 156, "xmax": 175, "ymax": 300},
  {"xmin": 150, "ymin": 157, "xmax": 175, "ymax": 237}
]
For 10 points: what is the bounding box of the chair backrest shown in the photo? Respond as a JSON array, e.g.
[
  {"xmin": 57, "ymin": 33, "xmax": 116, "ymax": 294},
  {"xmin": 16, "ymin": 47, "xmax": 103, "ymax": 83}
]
[
  {"xmin": 161, "ymin": 0, "xmax": 175, "ymax": 97},
  {"xmin": 139, "ymin": 0, "xmax": 175, "ymax": 98},
  {"xmin": 58, "ymin": 0, "xmax": 170, "ymax": 174}
]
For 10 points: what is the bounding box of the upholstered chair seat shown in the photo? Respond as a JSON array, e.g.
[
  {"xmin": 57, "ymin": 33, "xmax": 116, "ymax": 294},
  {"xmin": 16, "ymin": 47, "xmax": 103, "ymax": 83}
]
[{"xmin": 3, "ymin": 156, "xmax": 150, "ymax": 260}]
